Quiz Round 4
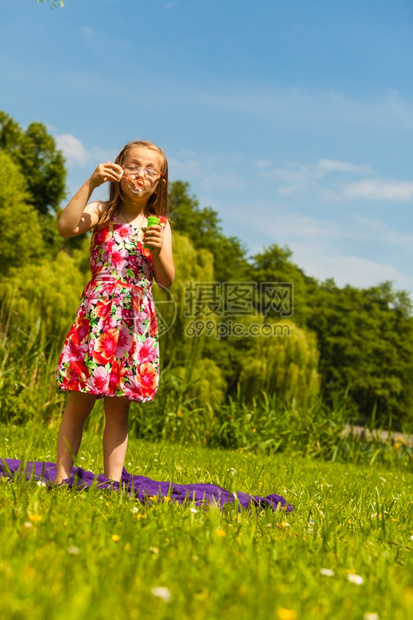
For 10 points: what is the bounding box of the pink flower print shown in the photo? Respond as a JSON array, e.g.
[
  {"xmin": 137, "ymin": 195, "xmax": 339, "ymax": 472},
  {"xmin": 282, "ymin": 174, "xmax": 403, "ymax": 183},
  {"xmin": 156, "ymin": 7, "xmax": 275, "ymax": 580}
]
[
  {"xmin": 59, "ymin": 340, "xmax": 88, "ymax": 366},
  {"xmin": 116, "ymin": 324, "xmax": 133, "ymax": 357},
  {"xmin": 136, "ymin": 339, "xmax": 157, "ymax": 364},
  {"xmin": 134, "ymin": 311, "xmax": 148, "ymax": 335},
  {"xmin": 111, "ymin": 249, "xmax": 128, "ymax": 277},
  {"xmin": 113, "ymin": 227, "xmax": 129, "ymax": 244},
  {"xmin": 87, "ymin": 366, "xmax": 110, "ymax": 393},
  {"xmin": 123, "ymin": 376, "xmax": 142, "ymax": 400}
]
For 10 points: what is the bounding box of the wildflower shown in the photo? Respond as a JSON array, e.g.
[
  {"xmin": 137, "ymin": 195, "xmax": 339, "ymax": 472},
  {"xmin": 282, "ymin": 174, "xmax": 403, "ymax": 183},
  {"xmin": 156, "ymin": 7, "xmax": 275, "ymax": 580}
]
[
  {"xmin": 149, "ymin": 495, "xmax": 158, "ymax": 502},
  {"xmin": 348, "ymin": 574, "xmax": 364, "ymax": 585},
  {"xmin": 68, "ymin": 546, "xmax": 80, "ymax": 555},
  {"xmin": 151, "ymin": 586, "xmax": 172, "ymax": 602},
  {"xmin": 278, "ymin": 609, "xmax": 297, "ymax": 620},
  {"xmin": 190, "ymin": 508, "xmax": 198, "ymax": 514},
  {"xmin": 28, "ymin": 514, "xmax": 42, "ymax": 523},
  {"xmin": 280, "ymin": 522, "xmax": 291, "ymax": 528},
  {"xmin": 149, "ymin": 546, "xmax": 159, "ymax": 554},
  {"xmin": 364, "ymin": 613, "xmax": 379, "ymax": 620},
  {"xmin": 216, "ymin": 529, "xmax": 226, "ymax": 537},
  {"xmin": 137, "ymin": 514, "xmax": 146, "ymax": 520},
  {"xmin": 130, "ymin": 507, "xmax": 139, "ymax": 514},
  {"xmin": 320, "ymin": 568, "xmax": 334, "ymax": 577},
  {"xmin": 163, "ymin": 496, "xmax": 171, "ymax": 502},
  {"xmin": 124, "ymin": 543, "xmax": 131, "ymax": 551},
  {"xmin": 23, "ymin": 522, "xmax": 32, "ymax": 529},
  {"xmin": 36, "ymin": 481, "xmax": 46, "ymax": 487},
  {"xmin": 111, "ymin": 535, "xmax": 120, "ymax": 542}
]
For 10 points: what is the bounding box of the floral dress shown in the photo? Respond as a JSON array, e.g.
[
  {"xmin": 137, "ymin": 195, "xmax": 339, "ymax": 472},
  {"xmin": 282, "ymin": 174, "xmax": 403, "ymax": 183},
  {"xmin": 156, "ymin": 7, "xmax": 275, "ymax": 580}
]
[{"xmin": 56, "ymin": 213, "xmax": 167, "ymax": 403}]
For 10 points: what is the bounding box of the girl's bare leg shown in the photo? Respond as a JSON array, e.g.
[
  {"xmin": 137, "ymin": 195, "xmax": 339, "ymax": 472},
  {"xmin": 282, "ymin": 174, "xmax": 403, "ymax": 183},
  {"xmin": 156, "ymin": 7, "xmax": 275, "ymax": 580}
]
[
  {"xmin": 103, "ymin": 396, "xmax": 131, "ymax": 481},
  {"xmin": 55, "ymin": 392, "xmax": 97, "ymax": 483}
]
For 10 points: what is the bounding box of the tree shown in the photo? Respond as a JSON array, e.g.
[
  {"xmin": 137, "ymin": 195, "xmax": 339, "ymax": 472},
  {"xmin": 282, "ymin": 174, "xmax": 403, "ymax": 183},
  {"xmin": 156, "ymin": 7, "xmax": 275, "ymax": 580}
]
[
  {"xmin": 0, "ymin": 111, "xmax": 66, "ymax": 214},
  {"xmin": 0, "ymin": 151, "xmax": 45, "ymax": 277},
  {"xmin": 251, "ymin": 243, "xmax": 316, "ymax": 326},
  {"xmin": 306, "ymin": 280, "xmax": 413, "ymax": 428}
]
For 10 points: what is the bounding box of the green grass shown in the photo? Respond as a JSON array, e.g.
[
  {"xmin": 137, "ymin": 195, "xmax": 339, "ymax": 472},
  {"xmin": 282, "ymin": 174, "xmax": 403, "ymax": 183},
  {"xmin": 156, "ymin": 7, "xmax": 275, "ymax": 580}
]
[{"xmin": 1, "ymin": 423, "xmax": 413, "ymax": 620}]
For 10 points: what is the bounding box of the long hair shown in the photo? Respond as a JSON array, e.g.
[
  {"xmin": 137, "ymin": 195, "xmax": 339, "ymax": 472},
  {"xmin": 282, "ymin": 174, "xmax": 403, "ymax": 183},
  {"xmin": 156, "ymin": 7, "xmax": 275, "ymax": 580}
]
[{"xmin": 97, "ymin": 140, "xmax": 169, "ymax": 229}]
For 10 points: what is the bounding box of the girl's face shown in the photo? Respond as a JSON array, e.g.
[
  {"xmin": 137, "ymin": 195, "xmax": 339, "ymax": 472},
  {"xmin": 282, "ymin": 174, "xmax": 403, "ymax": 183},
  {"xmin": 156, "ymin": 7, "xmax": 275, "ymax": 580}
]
[{"xmin": 120, "ymin": 145, "xmax": 163, "ymax": 200}]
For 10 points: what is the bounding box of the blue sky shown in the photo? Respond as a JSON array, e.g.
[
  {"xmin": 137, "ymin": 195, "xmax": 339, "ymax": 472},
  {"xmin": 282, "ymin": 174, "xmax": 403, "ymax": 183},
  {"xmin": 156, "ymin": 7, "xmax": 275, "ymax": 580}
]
[{"xmin": 1, "ymin": 0, "xmax": 413, "ymax": 292}]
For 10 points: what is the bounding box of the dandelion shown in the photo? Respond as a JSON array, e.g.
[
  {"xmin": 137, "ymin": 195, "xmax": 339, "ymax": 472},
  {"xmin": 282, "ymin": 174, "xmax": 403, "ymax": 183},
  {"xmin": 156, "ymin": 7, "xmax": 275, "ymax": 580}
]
[
  {"xmin": 111, "ymin": 535, "xmax": 120, "ymax": 542},
  {"xmin": 320, "ymin": 568, "xmax": 334, "ymax": 577},
  {"xmin": 36, "ymin": 481, "xmax": 47, "ymax": 487},
  {"xmin": 149, "ymin": 546, "xmax": 159, "ymax": 554},
  {"xmin": 68, "ymin": 546, "xmax": 80, "ymax": 555},
  {"xmin": 28, "ymin": 514, "xmax": 42, "ymax": 523},
  {"xmin": 149, "ymin": 495, "xmax": 158, "ymax": 502},
  {"xmin": 163, "ymin": 496, "xmax": 171, "ymax": 502},
  {"xmin": 348, "ymin": 574, "xmax": 364, "ymax": 585},
  {"xmin": 216, "ymin": 529, "xmax": 226, "ymax": 537},
  {"xmin": 130, "ymin": 507, "xmax": 139, "ymax": 514},
  {"xmin": 280, "ymin": 522, "xmax": 291, "ymax": 528},
  {"xmin": 151, "ymin": 586, "xmax": 172, "ymax": 602},
  {"xmin": 137, "ymin": 514, "xmax": 146, "ymax": 520},
  {"xmin": 278, "ymin": 609, "xmax": 297, "ymax": 620}
]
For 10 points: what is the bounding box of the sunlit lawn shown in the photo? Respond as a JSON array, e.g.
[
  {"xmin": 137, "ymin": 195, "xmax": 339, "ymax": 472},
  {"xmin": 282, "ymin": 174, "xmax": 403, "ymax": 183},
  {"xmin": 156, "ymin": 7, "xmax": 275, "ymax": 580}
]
[{"xmin": 1, "ymin": 422, "xmax": 413, "ymax": 620}]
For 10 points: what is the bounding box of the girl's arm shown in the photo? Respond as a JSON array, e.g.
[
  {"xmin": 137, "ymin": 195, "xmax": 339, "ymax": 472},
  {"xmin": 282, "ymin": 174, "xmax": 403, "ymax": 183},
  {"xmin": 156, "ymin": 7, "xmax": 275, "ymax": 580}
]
[
  {"xmin": 145, "ymin": 220, "xmax": 175, "ymax": 289},
  {"xmin": 57, "ymin": 162, "xmax": 122, "ymax": 237}
]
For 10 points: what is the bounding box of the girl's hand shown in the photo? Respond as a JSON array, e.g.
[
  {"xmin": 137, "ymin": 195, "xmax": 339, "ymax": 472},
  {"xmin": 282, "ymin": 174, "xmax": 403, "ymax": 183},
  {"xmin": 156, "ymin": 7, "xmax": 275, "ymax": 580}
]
[
  {"xmin": 142, "ymin": 224, "xmax": 163, "ymax": 256},
  {"xmin": 90, "ymin": 161, "xmax": 123, "ymax": 188}
]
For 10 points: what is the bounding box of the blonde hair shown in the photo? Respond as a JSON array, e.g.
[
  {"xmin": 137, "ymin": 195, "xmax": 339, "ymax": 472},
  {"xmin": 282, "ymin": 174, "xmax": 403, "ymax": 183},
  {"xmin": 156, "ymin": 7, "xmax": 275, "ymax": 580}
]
[{"xmin": 97, "ymin": 140, "xmax": 169, "ymax": 229}]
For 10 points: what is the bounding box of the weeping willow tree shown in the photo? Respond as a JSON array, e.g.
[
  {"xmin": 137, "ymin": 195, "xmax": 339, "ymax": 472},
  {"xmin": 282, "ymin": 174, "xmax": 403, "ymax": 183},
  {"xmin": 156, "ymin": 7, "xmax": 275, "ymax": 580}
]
[{"xmin": 238, "ymin": 318, "xmax": 320, "ymax": 407}]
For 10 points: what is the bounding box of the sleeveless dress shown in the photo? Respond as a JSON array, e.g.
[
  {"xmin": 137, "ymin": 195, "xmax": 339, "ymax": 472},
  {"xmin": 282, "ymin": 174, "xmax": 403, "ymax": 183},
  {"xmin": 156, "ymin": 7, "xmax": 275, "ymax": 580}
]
[{"xmin": 56, "ymin": 213, "xmax": 167, "ymax": 403}]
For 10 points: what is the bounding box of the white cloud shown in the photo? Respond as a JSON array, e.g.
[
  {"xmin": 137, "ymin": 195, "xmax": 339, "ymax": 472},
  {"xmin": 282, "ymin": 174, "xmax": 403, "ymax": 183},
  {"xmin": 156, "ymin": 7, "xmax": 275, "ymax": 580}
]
[
  {"xmin": 256, "ymin": 157, "xmax": 413, "ymax": 203},
  {"xmin": 55, "ymin": 134, "xmax": 88, "ymax": 166},
  {"xmin": 343, "ymin": 179, "xmax": 413, "ymax": 201},
  {"xmin": 257, "ymin": 158, "xmax": 375, "ymax": 196},
  {"xmin": 55, "ymin": 133, "xmax": 112, "ymax": 168},
  {"xmin": 318, "ymin": 159, "xmax": 373, "ymax": 174}
]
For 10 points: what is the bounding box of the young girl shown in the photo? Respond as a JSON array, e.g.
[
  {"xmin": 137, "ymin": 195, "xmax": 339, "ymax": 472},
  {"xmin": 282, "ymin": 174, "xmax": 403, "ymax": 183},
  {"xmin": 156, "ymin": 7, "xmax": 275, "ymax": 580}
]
[{"xmin": 55, "ymin": 140, "xmax": 174, "ymax": 484}]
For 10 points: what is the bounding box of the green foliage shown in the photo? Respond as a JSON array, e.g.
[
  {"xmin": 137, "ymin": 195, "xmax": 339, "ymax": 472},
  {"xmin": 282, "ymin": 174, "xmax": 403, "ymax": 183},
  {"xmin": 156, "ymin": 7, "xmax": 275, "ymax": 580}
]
[
  {"xmin": 0, "ymin": 151, "xmax": 45, "ymax": 276},
  {"xmin": 0, "ymin": 111, "xmax": 66, "ymax": 214},
  {"xmin": 0, "ymin": 251, "xmax": 88, "ymax": 345},
  {"xmin": 307, "ymin": 280, "xmax": 413, "ymax": 428},
  {"xmin": 252, "ymin": 243, "xmax": 316, "ymax": 327},
  {"xmin": 238, "ymin": 319, "xmax": 320, "ymax": 407}
]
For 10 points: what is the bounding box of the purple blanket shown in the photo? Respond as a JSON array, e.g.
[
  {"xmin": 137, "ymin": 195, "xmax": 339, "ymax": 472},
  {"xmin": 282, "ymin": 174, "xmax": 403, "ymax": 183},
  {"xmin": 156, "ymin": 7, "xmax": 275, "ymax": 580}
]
[{"xmin": 0, "ymin": 458, "xmax": 293, "ymax": 512}]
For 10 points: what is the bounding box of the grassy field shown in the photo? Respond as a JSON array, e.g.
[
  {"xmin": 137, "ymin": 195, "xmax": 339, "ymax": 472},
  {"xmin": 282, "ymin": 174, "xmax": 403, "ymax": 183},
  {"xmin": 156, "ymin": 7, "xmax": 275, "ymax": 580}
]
[{"xmin": 1, "ymin": 423, "xmax": 413, "ymax": 620}]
